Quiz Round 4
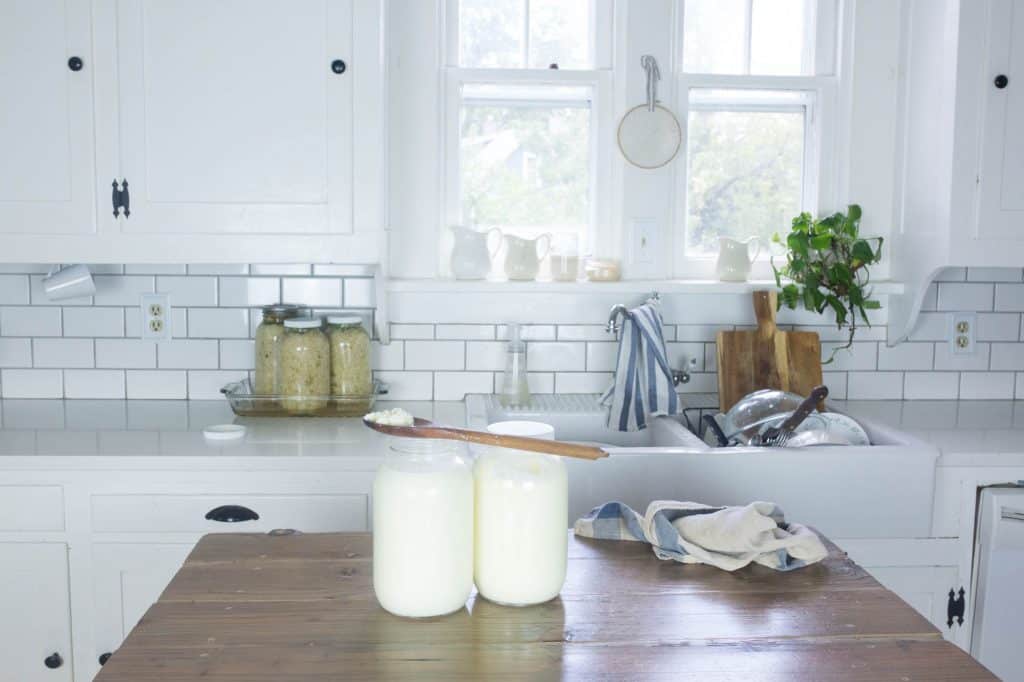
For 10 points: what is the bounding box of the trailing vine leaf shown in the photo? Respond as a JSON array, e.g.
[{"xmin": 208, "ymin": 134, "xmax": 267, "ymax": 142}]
[{"xmin": 771, "ymin": 204, "xmax": 884, "ymax": 364}]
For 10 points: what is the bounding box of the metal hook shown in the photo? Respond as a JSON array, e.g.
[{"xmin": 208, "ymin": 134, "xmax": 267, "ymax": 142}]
[{"xmin": 641, "ymin": 55, "xmax": 661, "ymax": 112}]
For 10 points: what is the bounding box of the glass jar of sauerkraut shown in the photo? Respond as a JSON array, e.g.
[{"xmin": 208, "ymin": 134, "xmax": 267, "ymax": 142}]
[
  {"xmin": 254, "ymin": 304, "xmax": 308, "ymax": 395},
  {"xmin": 326, "ymin": 316, "xmax": 372, "ymax": 400},
  {"xmin": 278, "ymin": 317, "xmax": 329, "ymax": 414}
]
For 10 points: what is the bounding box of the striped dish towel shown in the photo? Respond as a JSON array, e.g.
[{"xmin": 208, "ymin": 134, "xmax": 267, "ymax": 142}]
[
  {"xmin": 574, "ymin": 500, "xmax": 828, "ymax": 571},
  {"xmin": 600, "ymin": 303, "xmax": 678, "ymax": 431}
]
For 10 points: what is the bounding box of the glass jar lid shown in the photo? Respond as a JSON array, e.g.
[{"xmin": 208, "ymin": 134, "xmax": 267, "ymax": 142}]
[
  {"xmin": 326, "ymin": 315, "xmax": 363, "ymax": 326},
  {"xmin": 283, "ymin": 317, "xmax": 323, "ymax": 330},
  {"xmin": 261, "ymin": 303, "xmax": 308, "ymax": 323}
]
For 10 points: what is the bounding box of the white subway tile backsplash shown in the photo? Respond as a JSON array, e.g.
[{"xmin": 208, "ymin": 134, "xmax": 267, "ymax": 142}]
[
  {"xmin": 28, "ymin": 274, "xmax": 91, "ymax": 306},
  {"xmin": 0, "ymin": 275, "xmax": 30, "ymax": 304},
  {"xmin": 847, "ymin": 372, "xmax": 904, "ymax": 399},
  {"xmin": 218, "ymin": 278, "xmax": 280, "ymax": 307},
  {"xmin": 466, "ymin": 341, "xmax": 506, "ymax": 371},
  {"xmin": 373, "ymin": 371, "xmax": 433, "ymax": 400},
  {"xmin": 821, "ymin": 371, "xmax": 848, "ymax": 399},
  {"xmin": 994, "ymin": 284, "xmax": 1024, "ymax": 311},
  {"xmin": 219, "ymin": 340, "xmax": 256, "ymax": 370},
  {"xmin": 991, "ymin": 343, "xmax": 1024, "ymax": 370},
  {"xmin": 390, "ymin": 324, "xmax": 434, "ymax": 340},
  {"xmin": 281, "ymin": 278, "xmax": 342, "ymax": 307},
  {"xmin": 908, "ymin": 312, "xmax": 949, "ymax": 341},
  {"xmin": 63, "ymin": 307, "xmax": 123, "ymax": 337},
  {"xmin": 157, "ymin": 276, "xmax": 218, "ymax": 306},
  {"xmin": 934, "ymin": 342, "xmax": 991, "ymax": 371},
  {"xmin": 405, "ymin": 340, "xmax": 464, "ymax": 370},
  {"xmin": 158, "ymin": 340, "xmax": 219, "ymax": 369},
  {"xmin": 93, "ymin": 275, "xmax": 154, "ymax": 306},
  {"xmin": 126, "ymin": 307, "xmax": 187, "ymax": 339},
  {"xmin": 435, "ymin": 324, "xmax": 495, "ymax": 340},
  {"xmin": 675, "ymin": 325, "xmax": 730, "ymax": 342},
  {"xmin": 666, "ymin": 342, "xmax": 705, "ymax": 373},
  {"xmin": 903, "ymin": 372, "xmax": 960, "ymax": 400},
  {"xmin": 586, "ymin": 342, "xmax": 619, "ymax": 372},
  {"xmin": 676, "ymin": 372, "xmax": 718, "ymax": 393},
  {"xmin": 371, "ymin": 341, "xmax": 404, "ymax": 371},
  {"xmin": 498, "ymin": 324, "xmax": 557, "ymax": 341},
  {"xmin": 188, "ymin": 309, "xmax": 249, "ymax": 338},
  {"xmin": 188, "ymin": 371, "xmax": 246, "ymax": 399},
  {"xmin": 33, "ymin": 339, "xmax": 93, "ymax": 368},
  {"xmin": 64, "ymin": 370, "xmax": 125, "ymax": 399},
  {"xmin": 1, "ymin": 307, "xmax": 62, "ymax": 336},
  {"xmin": 313, "ymin": 264, "xmax": 375, "ymax": 276},
  {"xmin": 937, "ymin": 283, "xmax": 993, "ymax": 312},
  {"xmin": 936, "ymin": 267, "xmax": 967, "ymax": 282},
  {"xmin": 187, "ymin": 264, "xmax": 250, "ymax": 275},
  {"xmin": 919, "ymin": 283, "xmax": 938, "ymax": 312},
  {"xmin": 959, "ymin": 372, "xmax": 1016, "ymax": 400},
  {"xmin": 977, "ymin": 313, "xmax": 1021, "ymax": 341},
  {"xmin": 528, "ymin": 342, "xmax": 585, "ymax": 372},
  {"xmin": 558, "ymin": 325, "xmax": 610, "ymax": 341},
  {"xmin": 251, "ymin": 264, "xmax": 311, "ymax": 276},
  {"xmin": 1, "ymin": 369, "xmax": 63, "ymax": 398},
  {"xmin": 434, "ymin": 372, "xmax": 493, "ymax": 401},
  {"xmin": 126, "ymin": 370, "xmax": 187, "ymax": 399},
  {"xmin": 1018, "ymin": 373, "xmax": 1024, "ymax": 400},
  {"xmin": 493, "ymin": 371, "xmax": 555, "ymax": 394},
  {"xmin": 126, "ymin": 264, "xmax": 187, "ymax": 275},
  {"xmin": 878, "ymin": 342, "xmax": 934, "ymax": 371},
  {"xmin": 343, "ymin": 278, "xmax": 374, "ymax": 308},
  {"xmin": 968, "ymin": 267, "xmax": 1023, "ymax": 282},
  {"xmin": 555, "ymin": 372, "xmax": 612, "ymax": 394},
  {"xmin": 96, "ymin": 339, "xmax": 156, "ymax": 369},
  {"xmin": 0, "ymin": 339, "xmax": 32, "ymax": 367},
  {"xmin": 822, "ymin": 342, "xmax": 877, "ymax": 371}
]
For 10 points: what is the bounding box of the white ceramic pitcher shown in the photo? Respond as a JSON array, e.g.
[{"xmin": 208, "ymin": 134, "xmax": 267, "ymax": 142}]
[
  {"xmin": 715, "ymin": 236, "xmax": 762, "ymax": 282},
  {"xmin": 451, "ymin": 225, "xmax": 502, "ymax": 280},
  {"xmin": 503, "ymin": 233, "xmax": 551, "ymax": 281}
]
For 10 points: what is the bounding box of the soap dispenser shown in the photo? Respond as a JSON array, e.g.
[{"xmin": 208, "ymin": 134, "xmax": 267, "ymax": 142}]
[{"xmin": 500, "ymin": 323, "xmax": 530, "ymax": 407}]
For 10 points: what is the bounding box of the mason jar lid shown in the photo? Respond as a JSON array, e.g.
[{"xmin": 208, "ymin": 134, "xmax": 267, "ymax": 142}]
[
  {"xmin": 284, "ymin": 317, "xmax": 323, "ymax": 330},
  {"xmin": 261, "ymin": 303, "xmax": 308, "ymax": 321},
  {"xmin": 327, "ymin": 315, "xmax": 363, "ymax": 326}
]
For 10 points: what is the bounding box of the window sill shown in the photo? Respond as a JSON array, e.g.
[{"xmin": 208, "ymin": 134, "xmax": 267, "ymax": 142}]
[{"xmin": 386, "ymin": 278, "xmax": 905, "ymax": 295}]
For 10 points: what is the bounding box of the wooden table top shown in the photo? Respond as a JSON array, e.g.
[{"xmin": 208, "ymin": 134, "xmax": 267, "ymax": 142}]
[{"xmin": 96, "ymin": 532, "xmax": 995, "ymax": 681}]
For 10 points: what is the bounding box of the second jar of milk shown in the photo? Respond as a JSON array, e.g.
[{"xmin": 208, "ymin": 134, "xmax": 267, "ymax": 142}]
[
  {"xmin": 474, "ymin": 421, "xmax": 568, "ymax": 606},
  {"xmin": 373, "ymin": 438, "xmax": 473, "ymax": 618}
]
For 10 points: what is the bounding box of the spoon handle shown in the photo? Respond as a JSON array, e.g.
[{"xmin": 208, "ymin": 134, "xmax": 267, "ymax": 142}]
[{"xmin": 427, "ymin": 426, "xmax": 608, "ymax": 460}]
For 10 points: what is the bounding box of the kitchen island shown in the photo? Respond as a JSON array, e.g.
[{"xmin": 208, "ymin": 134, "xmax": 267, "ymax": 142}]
[{"xmin": 94, "ymin": 531, "xmax": 993, "ymax": 681}]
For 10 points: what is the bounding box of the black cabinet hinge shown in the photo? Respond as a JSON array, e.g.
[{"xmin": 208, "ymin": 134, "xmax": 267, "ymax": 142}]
[
  {"xmin": 111, "ymin": 179, "xmax": 130, "ymax": 218},
  {"xmin": 947, "ymin": 586, "xmax": 966, "ymax": 628}
]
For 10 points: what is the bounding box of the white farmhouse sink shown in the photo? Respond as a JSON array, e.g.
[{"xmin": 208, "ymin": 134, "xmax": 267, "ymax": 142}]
[{"xmin": 465, "ymin": 394, "xmax": 938, "ymax": 539}]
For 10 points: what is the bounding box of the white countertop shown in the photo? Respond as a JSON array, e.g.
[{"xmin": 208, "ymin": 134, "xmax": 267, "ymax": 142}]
[{"xmin": 1, "ymin": 397, "xmax": 1023, "ymax": 466}]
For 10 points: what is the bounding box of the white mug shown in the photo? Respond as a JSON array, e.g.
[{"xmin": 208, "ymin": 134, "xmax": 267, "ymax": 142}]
[{"xmin": 42, "ymin": 265, "xmax": 96, "ymax": 300}]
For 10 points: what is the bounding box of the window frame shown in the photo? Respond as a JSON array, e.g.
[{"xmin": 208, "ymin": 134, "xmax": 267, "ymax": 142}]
[
  {"xmin": 440, "ymin": 0, "xmax": 615, "ymax": 277},
  {"xmin": 670, "ymin": 0, "xmax": 845, "ymax": 279}
]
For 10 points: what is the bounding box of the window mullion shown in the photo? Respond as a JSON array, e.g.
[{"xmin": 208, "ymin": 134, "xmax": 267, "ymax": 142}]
[
  {"xmin": 743, "ymin": 0, "xmax": 754, "ymax": 74},
  {"xmin": 522, "ymin": 0, "xmax": 531, "ymax": 68}
]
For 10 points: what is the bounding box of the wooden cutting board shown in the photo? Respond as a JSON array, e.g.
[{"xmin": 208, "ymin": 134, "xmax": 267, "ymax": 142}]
[{"xmin": 716, "ymin": 290, "xmax": 823, "ymax": 413}]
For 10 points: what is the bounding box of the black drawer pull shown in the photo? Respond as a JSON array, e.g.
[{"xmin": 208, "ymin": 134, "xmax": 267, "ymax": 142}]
[
  {"xmin": 205, "ymin": 505, "xmax": 259, "ymax": 523},
  {"xmin": 44, "ymin": 653, "xmax": 63, "ymax": 669},
  {"xmin": 99, "ymin": 652, "xmax": 112, "ymax": 665}
]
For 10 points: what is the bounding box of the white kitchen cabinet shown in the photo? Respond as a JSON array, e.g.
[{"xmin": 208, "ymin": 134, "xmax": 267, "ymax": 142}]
[
  {"xmin": 0, "ymin": 542, "xmax": 74, "ymax": 681},
  {"xmin": 89, "ymin": 542, "xmax": 194, "ymax": 676},
  {"xmin": 889, "ymin": 0, "xmax": 1024, "ymax": 341},
  {"xmin": 0, "ymin": 0, "xmax": 96, "ymax": 236},
  {"xmin": 1, "ymin": 0, "xmax": 385, "ymax": 264}
]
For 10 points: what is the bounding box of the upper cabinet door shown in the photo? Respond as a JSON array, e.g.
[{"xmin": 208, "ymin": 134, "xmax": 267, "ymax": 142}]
[
  {"xmin": 977, "ymin": 0, "xmax": 1024, "ymax": 241},
  {"xmin": 113, "ymin": 0, "xmax": 354, "ymax": 235},
  {"xmin": 0, "ymin": 0, "xmax": 95, "ymax": 234}
]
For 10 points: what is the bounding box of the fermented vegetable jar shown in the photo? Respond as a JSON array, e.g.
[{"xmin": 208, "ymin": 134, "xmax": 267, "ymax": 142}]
[
  {"xmin": 373, "ymin": 438, "xmax": 474, "ymax": 617},
  {"xmin": 254, "ymin": 304, "xmax": 308, "ymax": 395},
  {"xmin": 278, "ymin": 317, "xmax": 329, "ymax": 414},
  {"xmin": 326, "ymin": 316, "xmax": 372, "ymax": 398}
]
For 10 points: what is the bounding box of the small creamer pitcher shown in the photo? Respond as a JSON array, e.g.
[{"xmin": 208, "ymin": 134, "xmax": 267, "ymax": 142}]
[
  {"xmin": 503, "ymin": 233, "xmax": 551, "ymax": 281},
  {"xmin": 715, "ymin": 236, "xmax": 761, "ymax": 282},
  {"xmin": 451, "ymin": 225, "xmax": 502, "ymax": 280}
]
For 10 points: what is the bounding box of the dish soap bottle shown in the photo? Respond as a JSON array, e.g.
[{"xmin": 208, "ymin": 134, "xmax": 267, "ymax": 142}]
[{"xmin": 500, "ymin": 323, "xmax": 530, "ymax": 407}]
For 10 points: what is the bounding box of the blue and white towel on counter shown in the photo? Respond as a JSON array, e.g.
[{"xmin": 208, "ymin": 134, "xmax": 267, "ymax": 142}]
[
  {"xmin": 600, "ymin": 303, "xmax": 678, "ymax": 432},
  {"xmin": 574, "ymin": 500, "xmax": 828, "ymax": 571}
]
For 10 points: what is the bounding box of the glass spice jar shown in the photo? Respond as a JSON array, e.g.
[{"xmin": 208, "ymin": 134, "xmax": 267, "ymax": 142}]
[
  {"xmin": 253, "ymin": 304, "xmax": 308, "ymax": 395},
  {"xmin": 278, "ymin": 317, "xmax": 329, "ymax": 414}
]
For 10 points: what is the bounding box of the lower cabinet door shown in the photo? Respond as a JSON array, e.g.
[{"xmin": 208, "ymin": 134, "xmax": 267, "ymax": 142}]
[
  {"xmin": 90, "ymin": 542, "xmax": 195, "ymax": 676},
  {"xmin": 0, "ymin": 542, "xmax": 73, "ymax": 681},
  {"xmin": 866, "ymin": 565, "xmax": 970, "ymax": 649}
]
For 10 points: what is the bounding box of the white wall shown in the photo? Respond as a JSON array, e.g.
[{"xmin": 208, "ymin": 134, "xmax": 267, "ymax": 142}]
[{"xmin": 387, "ymin": 0, "xmax": 906, "ymax": 280}]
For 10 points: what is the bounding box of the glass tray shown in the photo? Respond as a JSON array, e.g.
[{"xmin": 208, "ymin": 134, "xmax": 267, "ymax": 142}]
[{"xmin": 221, "ymin": 378, "xmax": 386, "ymax": 418}]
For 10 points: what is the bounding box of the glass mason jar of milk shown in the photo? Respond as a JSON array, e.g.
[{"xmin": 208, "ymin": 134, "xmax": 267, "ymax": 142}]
[
  {"xmin": 474, "ymin": 421, "xmax": 568, "ymax": 606},
  {"xmin": 373, "ymin": 438, "xmax": 474, "ymax": 618}
]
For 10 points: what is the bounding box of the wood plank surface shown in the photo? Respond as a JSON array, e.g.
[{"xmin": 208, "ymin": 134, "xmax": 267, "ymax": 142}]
[
  {"xmin": 716, "ymin": 290, "xmax": 824, "ymax": 413},
  {"xmin": 96, "ymin": 532, "xmax": 995, "ymax": 681}
]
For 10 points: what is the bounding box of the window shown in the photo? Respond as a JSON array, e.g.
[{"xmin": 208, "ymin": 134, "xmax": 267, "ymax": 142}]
[
  {"xmin": 677, "ymin": 0, "xmax": 839, "ymax": 268},
  {"xmin": 444, "ymin": 0, "xmax": 613, "ymax": 276}
]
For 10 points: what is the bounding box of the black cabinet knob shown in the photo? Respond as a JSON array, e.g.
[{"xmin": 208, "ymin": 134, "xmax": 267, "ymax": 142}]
[
  {"xmin": 68, "ymin": 56, "xmax": 83, "ymax": 71},
  {"xmin": 331, "ymin": 59, "xmax": 347, "ymax": 74},
  {"xmin": 995, "ymin": 74, "xmax": 1009, "ymax": 89},
  {"xmin": 205, "ymin": 504, "xmax": 259, "ymax": 523},
  {"xmin": 99, "ymin": 652, "xmax": 112, "ymax": 665},
  {"xmin": 44, "ymin": 653, "xmax": 63, "ymax": 669}
]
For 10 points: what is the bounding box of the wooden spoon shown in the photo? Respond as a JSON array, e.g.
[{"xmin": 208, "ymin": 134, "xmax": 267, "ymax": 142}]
[{"xmin": 362, "ymin": 417, "xmax": 609, "ymax": 461}]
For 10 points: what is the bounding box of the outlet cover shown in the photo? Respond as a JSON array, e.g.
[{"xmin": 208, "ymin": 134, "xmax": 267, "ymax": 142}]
[
  {"xmin": 950, "ymin": 312, "xmax": 976, "ymax": 355},
  {"xmin": 631, "ymin": 218, "xmax": 658, "ymax": 266},
  {"xmin": 141, "ymin": 293, "xmax": 172, "ymax": 340}
]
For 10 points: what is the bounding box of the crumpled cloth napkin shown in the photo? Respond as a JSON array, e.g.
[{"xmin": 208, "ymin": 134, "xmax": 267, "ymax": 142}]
[{"xmin": 574, "ymin": 500, "xmax": 828, "ymax": 571}]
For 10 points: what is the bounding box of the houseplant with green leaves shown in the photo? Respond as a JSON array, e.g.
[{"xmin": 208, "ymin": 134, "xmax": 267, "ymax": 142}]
[{"xmin": 771, "ymin": 205, "xmax": 884, "ymax": 363}]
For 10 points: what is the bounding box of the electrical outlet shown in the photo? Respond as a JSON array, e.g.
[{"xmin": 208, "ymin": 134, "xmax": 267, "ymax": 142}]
[
  {"xmin": 141, "ymin": 293, "xmax": 171, "ymax": 340},
  {"xmin": 950, "ymin": 312, "xmax": 976, "ymax": 355}
]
